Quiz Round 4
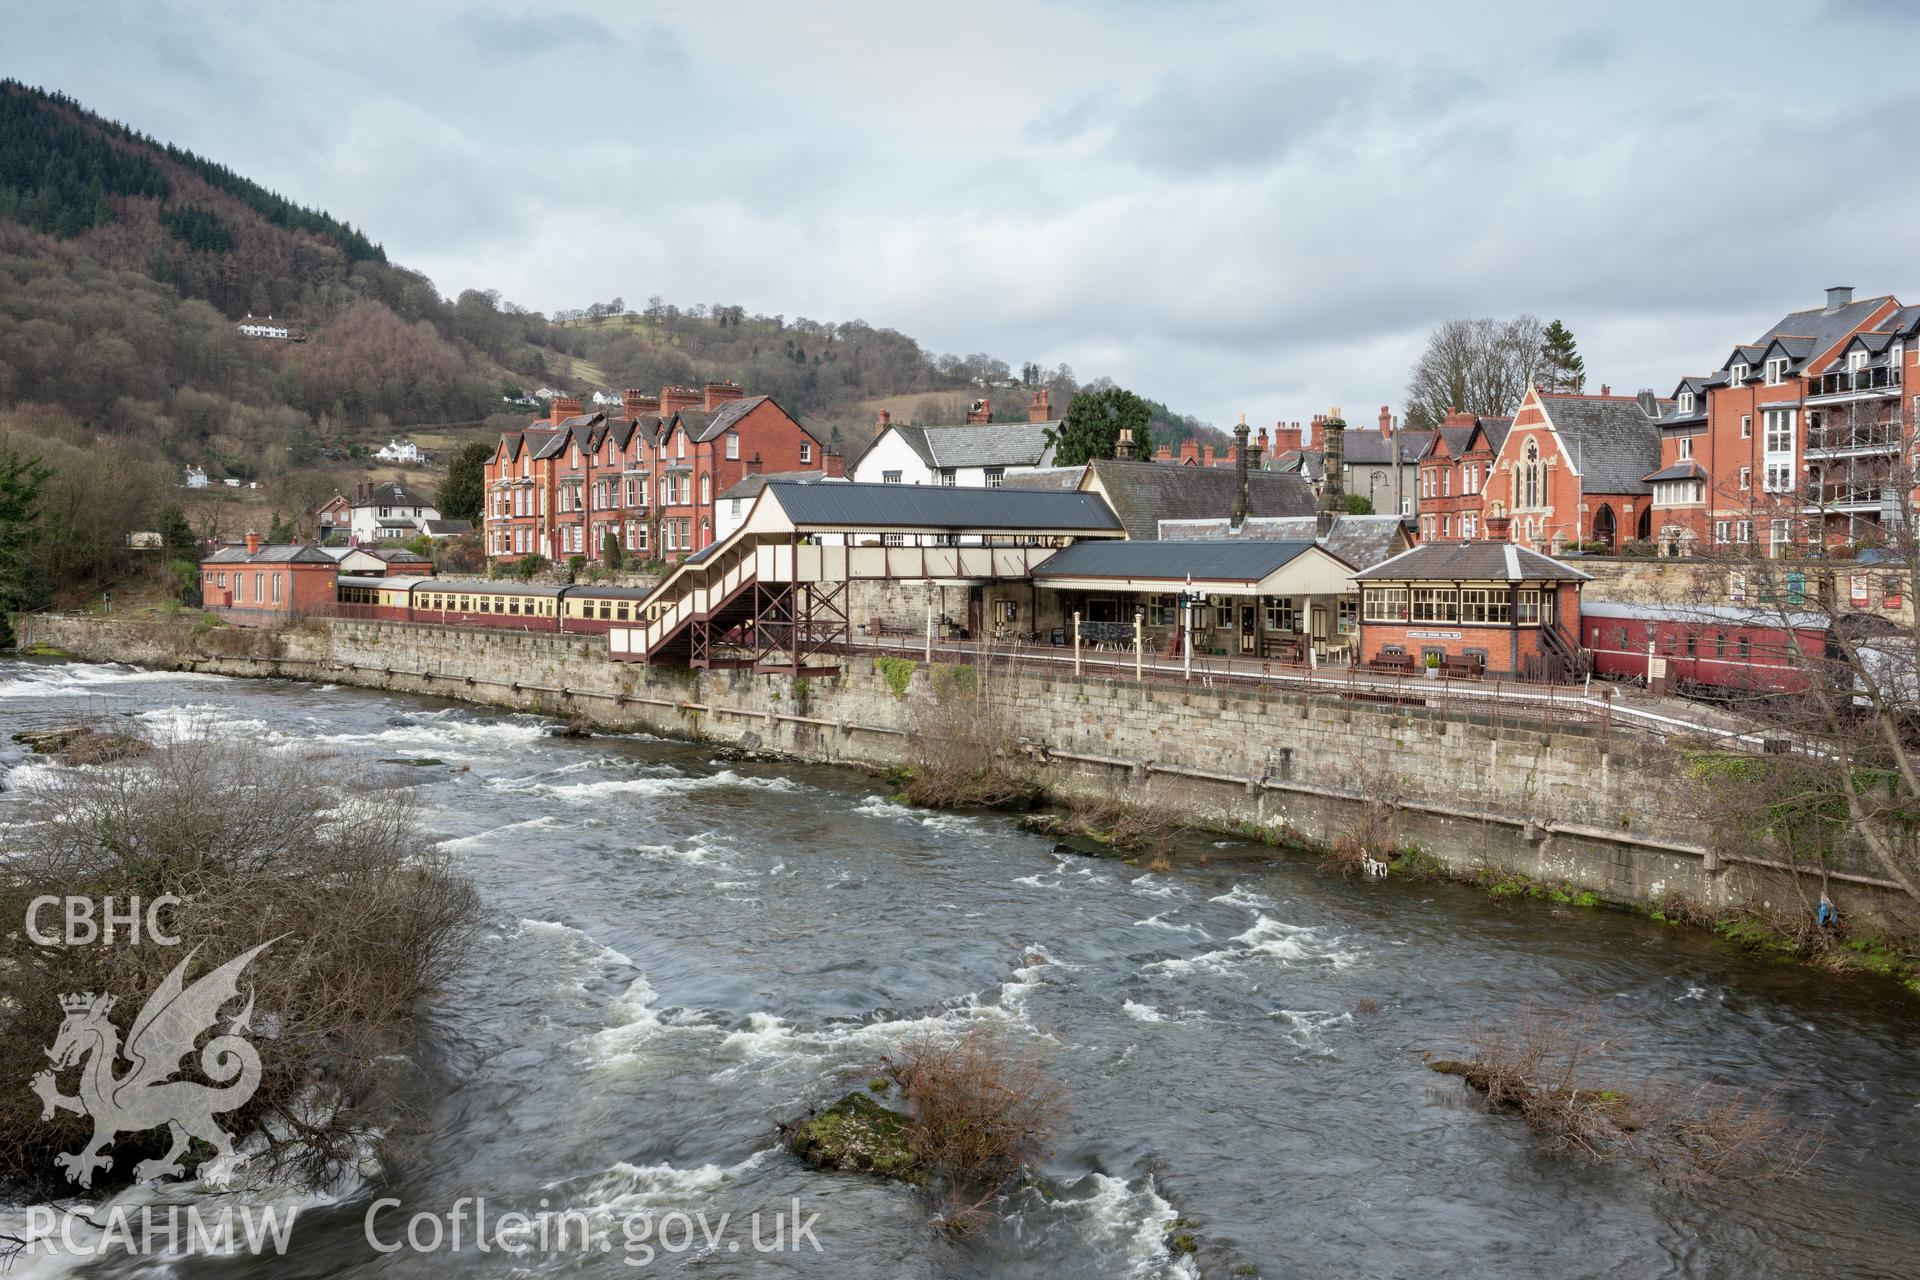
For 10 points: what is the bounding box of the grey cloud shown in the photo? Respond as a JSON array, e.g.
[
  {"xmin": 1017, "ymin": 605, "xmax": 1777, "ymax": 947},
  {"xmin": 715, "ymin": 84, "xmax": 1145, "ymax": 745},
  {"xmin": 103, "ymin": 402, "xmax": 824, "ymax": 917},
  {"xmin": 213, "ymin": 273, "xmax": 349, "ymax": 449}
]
[
  {"xmin": 446, "ymin": 10, "xmax": 625, "ymax": 57},
  {"xmin": 1107, "ymin": 56, "xmax": 1480, "ymax": 174},
  {"xmin": 1548, "ymin": 28, "xmax": 1621, "ymax": 72}
]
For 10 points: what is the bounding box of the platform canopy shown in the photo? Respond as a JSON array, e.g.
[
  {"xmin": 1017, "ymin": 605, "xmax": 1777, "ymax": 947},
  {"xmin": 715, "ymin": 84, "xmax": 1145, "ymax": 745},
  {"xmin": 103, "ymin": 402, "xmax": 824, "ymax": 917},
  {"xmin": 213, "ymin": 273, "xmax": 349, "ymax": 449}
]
[
  {"xmin": 735, "ymin": 480, "xmax": 1125, "ymax": 541},
  {"xmin": 1030, "ymin": 539, "xmax": 1354, "ymax": 596}
]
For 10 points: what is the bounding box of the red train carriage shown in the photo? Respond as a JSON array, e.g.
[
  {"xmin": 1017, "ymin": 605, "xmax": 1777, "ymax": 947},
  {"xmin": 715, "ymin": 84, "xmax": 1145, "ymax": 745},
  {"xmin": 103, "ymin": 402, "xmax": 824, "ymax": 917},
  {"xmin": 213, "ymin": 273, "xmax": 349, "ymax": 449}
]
[{"xmin": 1581, "ymin": 600, "xmax": 1833, "ymax": 697}]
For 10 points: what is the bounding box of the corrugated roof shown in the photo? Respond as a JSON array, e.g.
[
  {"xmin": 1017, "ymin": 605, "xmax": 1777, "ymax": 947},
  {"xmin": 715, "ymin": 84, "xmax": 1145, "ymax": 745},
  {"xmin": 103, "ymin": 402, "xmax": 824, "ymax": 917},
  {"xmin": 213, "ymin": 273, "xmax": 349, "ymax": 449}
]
[
  {"xmin": 1033, "ymin": 539, "xmax": 1320, "ymax": 582},
  {"xmin": 1353, "ymin": 542, "xmax": 1591, "ymax": 582},
  {"xmin": 764, "ymin": 480, "xmax": 1122, "ymax": 531}
]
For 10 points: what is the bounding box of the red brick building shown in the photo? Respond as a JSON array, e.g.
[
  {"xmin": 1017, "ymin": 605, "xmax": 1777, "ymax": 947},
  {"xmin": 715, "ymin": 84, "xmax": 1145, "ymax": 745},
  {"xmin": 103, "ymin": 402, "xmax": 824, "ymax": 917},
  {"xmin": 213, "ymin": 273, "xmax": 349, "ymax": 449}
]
[
  {"xmin": 1352, "ymin": 541, "xmax": 1589, "ymax": 681},
  {"xmin": 484, "ymin": 383, "xmax": 832, "ymax": 565},
  {"xmin": 200, "ymin": 533, "xmax": 338, "ymax": 625},
  {"xmin": 1415, "ymin": 411, "xmax": 1510, "ymax": 543},
  {"xmin": 1647, "ymin": 287, "xmax": 1906, "ymax": 555},
  {"xmin": 1484, "ymin": 386, "xmax": 1665, "ymax": 553}
]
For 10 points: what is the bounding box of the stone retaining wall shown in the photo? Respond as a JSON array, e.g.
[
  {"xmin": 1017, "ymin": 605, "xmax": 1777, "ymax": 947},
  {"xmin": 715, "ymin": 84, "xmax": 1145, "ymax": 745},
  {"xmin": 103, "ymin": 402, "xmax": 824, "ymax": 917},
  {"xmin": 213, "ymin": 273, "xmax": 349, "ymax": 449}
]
[{"xmin": 18, "ymin": 612, "xmax": 1914, "ymax": 931}]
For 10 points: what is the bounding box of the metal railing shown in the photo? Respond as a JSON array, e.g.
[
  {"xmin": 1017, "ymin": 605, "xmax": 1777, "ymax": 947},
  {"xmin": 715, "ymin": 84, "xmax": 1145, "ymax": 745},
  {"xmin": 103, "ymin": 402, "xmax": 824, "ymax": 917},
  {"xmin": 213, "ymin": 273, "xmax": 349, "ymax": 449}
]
[{"xmin": 1808, "ymin": 366, "xmax": 1903, "ymax": 399}]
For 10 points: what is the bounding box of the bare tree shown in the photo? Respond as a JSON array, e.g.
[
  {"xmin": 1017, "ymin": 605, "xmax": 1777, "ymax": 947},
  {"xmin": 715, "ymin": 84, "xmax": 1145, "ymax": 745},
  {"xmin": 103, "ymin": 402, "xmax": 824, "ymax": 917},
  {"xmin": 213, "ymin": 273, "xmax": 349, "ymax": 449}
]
[
  {"xmin": 1403, "ymin": 315, "xmax": 1548, "ymax": 429},
  {"xmin": 1651, "ymin": 389, "xmax": 1920, "ymax": 908}
]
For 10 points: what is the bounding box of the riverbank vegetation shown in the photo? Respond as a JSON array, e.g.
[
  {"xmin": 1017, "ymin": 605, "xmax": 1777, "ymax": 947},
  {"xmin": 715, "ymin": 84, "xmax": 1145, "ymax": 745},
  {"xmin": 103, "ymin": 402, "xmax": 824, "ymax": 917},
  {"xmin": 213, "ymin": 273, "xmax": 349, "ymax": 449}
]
[
  {"xmin": 787, "ymin": 1026, "xmax": 1065, "ymax": 1238},
  {"xmin": 0, "ymin": 730, "xmax": 481, "ymax": 1199},
  {"xmin": 894, "ymin": 664, "xmax": 1043, "ymax": 811},
  {"xmin": 1430, "ymin": 1005, "xmax": 1820, "ymax": 1186},
  {"xmin": 1023, "ymin": 791, "xmax": 1185, "ymax": 870}
]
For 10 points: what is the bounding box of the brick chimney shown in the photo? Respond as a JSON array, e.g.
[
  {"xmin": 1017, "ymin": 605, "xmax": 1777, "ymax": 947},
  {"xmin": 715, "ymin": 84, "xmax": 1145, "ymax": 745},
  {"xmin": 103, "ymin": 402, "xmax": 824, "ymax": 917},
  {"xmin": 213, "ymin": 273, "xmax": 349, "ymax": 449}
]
[
  {"xmin": 1268, "ymin": 421, "xmax": 1299, "ymax": 456},
  {"xmin": 623, "ymin": 388, "xmax": 660, "ymax": 417},
  {"xmin": 875, "ymin": 407, "xmax": 892, "ymax": 438},
  {"xmin": 1485, "ymin": 511, "xmax": 1512, "ymax": 542},
  {"xmin": 1318, "ymin": 407, "xmax": 1346, "ymax": 539},
  {"xmin": 1027, "ymin": 389, "xmax": 1051, "ymax": 422},
  {"xmin": 1255, "ymin": 427, "xmax": 1270, "ymax": 462},
  {"xmin": 1378, "ymin": 405, "xmax": 1392, "ymax": 438},
  {"xmin": 1599, "ymin": 383, "xmax": 1611, "ymax": 397},
  {"xmin": 659, "ymin": 385, "xmax": 702, "ymax": 418},
  {"xmin": 823, "ymin": 449, "xmax": 846, "ymax": 478},
  {"xmin": 245, "ymin": 530, "xmax": 262, "ymax": 556},
  {"xmin": 1154, "ymin": 444, "xmax": 1172, "ymax": 463},
  {"xmin": 1179, "ymin": 438, "xmax": 1199, "ymax": 465},
  {"xmin": 966, "ymin": 398, "xmax": 991, "ymax": 424},
  {"xmin": 703, "ymin": 380, "xmax": 744, "ymax": 412},
  {"xmin": 1230, "ymin": 416, "xmax": 1252, "ymax": 527},
  {"xmin": 1116, "ymin": 426, "xmax": 1136, "ymax": 461},
  {"xmin": 549, "ymin": 395, "xmax": 583, "ymax": 425}
]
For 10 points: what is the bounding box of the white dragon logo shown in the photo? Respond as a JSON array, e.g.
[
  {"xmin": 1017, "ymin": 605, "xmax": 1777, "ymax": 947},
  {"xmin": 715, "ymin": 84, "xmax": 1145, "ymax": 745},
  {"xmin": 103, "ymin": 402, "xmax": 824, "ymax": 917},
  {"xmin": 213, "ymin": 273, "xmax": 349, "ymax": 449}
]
[{"xmin": 30, "ymin": 941, "xmax": 274, "ymax": 1188}]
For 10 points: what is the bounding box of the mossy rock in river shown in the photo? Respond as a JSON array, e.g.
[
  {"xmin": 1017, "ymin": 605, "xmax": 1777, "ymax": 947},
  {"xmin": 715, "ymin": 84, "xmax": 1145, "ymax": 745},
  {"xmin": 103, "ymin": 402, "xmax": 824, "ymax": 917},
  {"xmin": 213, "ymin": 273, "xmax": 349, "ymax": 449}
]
[
  {"xmin": 787, "ymin": 1091, "xmax": 921, "ymax": 1183},
  {"xmin": 13, "ymin": 725, "xmax": 151, "ymax": 766}
]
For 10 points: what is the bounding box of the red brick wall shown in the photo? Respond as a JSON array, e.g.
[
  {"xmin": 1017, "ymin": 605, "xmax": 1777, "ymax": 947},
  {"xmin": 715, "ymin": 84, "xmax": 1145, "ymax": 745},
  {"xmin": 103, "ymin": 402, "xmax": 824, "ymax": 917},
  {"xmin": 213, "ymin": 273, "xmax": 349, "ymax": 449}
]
[{"xmin": 1357, "ymin": 583, "xmax": 1582, "ymax": 679}]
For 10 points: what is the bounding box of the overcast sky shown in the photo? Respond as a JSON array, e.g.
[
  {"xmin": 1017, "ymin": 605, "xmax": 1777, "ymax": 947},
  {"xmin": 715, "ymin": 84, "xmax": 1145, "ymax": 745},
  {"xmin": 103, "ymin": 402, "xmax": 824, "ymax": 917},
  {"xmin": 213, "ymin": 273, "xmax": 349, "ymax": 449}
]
[{"xmin": 10, "ymin": 0, "xmax": 1920, "ymax": 427}]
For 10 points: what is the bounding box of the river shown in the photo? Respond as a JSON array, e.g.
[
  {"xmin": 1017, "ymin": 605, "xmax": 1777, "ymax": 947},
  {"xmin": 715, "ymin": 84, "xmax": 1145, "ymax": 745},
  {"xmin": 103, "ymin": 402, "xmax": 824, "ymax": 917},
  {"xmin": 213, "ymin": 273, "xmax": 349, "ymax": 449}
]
[{"xmin": 2, "ymin": 657, "xmax": 1917, "ymax": 1279}]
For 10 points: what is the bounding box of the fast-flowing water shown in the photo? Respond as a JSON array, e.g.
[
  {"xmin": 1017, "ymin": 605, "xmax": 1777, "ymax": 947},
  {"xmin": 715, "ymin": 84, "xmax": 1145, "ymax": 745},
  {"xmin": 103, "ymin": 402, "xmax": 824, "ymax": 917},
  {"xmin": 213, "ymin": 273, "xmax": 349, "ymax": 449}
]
[{"xmin": 2, "ymin": 657, "xmax": 1918, "ymax": 1279}]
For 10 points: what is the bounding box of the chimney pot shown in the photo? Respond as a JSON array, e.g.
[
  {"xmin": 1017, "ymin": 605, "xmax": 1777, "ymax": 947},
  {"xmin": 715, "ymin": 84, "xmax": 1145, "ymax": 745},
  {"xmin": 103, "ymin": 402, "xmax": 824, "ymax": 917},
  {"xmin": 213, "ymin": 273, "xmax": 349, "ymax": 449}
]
[
  {"xmin": 702, "ymin": 380, "xmax": 744, "ymax": 412},
  {"xmin": 1600, "ymin": 383, "xmax": 1610, "ymax": 397},
  {"xmin": 1379, "ymin": 405, "xmax": 1392, "ymax": 437},
  {"xmin": 966, "ymin": 398, "xmax": 992, "ymax": 424},
  {"xmin": 875, "ymin": 407, "xmax": 892, "ymax": 438},
  {"xmin": 1028, "ymin": 388, "xmax": 1051, "ymax": 422}
]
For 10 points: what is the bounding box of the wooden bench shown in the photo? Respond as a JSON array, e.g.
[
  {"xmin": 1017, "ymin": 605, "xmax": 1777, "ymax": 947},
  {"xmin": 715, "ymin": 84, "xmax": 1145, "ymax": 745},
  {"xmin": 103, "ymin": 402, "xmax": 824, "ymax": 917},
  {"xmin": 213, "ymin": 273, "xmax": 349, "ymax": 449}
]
[
  {"xmin": 1366, "ymin": 652, "xmax": 1416, "ymax": 675},
  {"xmin": 1261, "ymin": 637, "xmax": 1306, "ymax": 664},
  {"xmin": 1441, "ymin": 654, "xmax": 1485, "ymax": 680}
]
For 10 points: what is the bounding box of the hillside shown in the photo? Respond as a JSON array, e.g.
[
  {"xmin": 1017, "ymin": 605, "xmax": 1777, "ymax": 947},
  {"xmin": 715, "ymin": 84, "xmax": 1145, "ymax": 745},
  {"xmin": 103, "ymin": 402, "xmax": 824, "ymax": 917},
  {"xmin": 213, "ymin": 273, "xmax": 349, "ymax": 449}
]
[{"xmin": 0, "ymin": 80, "xmax": 1219, "ymax": 610}]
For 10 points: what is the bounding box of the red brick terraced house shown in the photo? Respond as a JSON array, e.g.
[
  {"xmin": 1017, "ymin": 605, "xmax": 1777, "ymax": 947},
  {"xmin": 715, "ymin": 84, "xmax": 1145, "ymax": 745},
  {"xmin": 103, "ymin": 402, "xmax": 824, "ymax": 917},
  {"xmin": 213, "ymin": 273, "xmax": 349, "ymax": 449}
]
[
  {"xmin": 1645, "ymin": 287, "xmax": 1906, "ymax": 556},
  {"xmin": 1484, "ymin": 386, "xmax": 1666, "ymax": 554},
  {"xmin": 1415, "ymin": 411, "xmax": 1511, "ymax": 543},
  {"xmin": 484, "ymin": 383, "xmax": 831, "ymax": 565},
  {"xmin": 199, "ymin": 533, "xmax": 338, "ymax": 625}
]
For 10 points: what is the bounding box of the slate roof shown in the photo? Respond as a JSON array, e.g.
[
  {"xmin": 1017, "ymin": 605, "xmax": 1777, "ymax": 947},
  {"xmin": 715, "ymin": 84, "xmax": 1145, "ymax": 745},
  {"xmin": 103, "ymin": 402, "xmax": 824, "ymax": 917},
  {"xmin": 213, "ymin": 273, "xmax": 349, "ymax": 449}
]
[
  {"xmin": 1083, "ymin": 459, "xmax": 1316, "ymax": 540},
  {"xmin": 672, "ymin": 396, "xmax": 824, "ymax": 446},
  {"xmin": 421, "ymin": 519, "xmax": 473, "ymax": 536},
  {"xmin": 1751, "ymin": 295, "xmax": 1897, "ymax": 369},
  {"xmin": 1536, "ymin": 394, "xmax": 1665, "ymax": 496},
  {"xmin": 867, "ymin": 420, "xmax": 1062, "ymax": 472},
  {"xmin": 763, "ymin": 480, "xmax": 1122, "ymax": 532},
  {"xmin": 202, "ymin": 543, "xmax": 336, "ymax": 565},
  {"xmin": 1154, "ymin": 514, "xmax": 1407, "ymax": 570},
  {"xmin": 1032, "ymin": 539, "xmax": 1325, "ymax": 582},
  {"xmin": 354, "ymin": 482, "xmax": 436, "ymax": 509},
  {"xmin": 1339, "ymin": 430, "xmax": 1433, "ymax": 466},
  {"xmin": 1474, "ymin": 417, "xmax": 1513, "ymax": 452},
  {"xmin": 999, "ymin": 465, "xmax": 1087, "ymax": 491},
  {"xmin": 1352, "ymin": 542, "xmax": 1592, "ymax": 582},
  {"xmin": 1643, "ymin": 460, "xmax": 1709, "ymax": 483}
]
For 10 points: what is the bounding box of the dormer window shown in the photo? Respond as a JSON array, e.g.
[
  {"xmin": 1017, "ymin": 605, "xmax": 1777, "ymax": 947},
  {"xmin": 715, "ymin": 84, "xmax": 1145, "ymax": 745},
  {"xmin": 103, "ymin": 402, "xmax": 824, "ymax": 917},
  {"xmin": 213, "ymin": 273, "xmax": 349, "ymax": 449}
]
[
  {"xmin": 1849, "ymin": 350, "xmax": 1869, "ymax": 372},
  {"xmin": 1730, "ymin": 362, "xmax": 1749, "ymax": 383},
  {"xmin": 1764, "ymin": 358, "xmax": 1788, "ymax": 386},
  {"xmin": 1677, "ymin": 392, "xmax": 1694, "ymax": 414}
]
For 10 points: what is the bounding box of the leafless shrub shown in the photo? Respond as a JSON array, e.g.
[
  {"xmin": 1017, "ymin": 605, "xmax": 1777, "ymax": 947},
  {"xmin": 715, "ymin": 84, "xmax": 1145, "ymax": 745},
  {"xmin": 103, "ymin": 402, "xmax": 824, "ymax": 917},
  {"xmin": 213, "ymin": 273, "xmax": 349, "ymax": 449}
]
[
  {"xmin": 0, "ymin": 730, "xmax": 482, "ymax": 1198},
  {"xmin": 1059, "ymin": 791, "xmax": 1183, "ymax": 867},
  {"xmin": 897, "ymin": 666, "xmax": 1041, "ymax": 810},
  {"xmin": 1432, "ymin": 1004, "xmax": 1819, "ymax": 1186},
  {"xmin": 1352, "ymin": 997, "xmax": 1383, "ymax": 1016},
  {"xmin": 1323, "ymin": 800, "xmax": 1396, "ymax": 877},
  {"xmin": 881, "ymin": 1026, "xmax": 1067, "ymax": 1237}
]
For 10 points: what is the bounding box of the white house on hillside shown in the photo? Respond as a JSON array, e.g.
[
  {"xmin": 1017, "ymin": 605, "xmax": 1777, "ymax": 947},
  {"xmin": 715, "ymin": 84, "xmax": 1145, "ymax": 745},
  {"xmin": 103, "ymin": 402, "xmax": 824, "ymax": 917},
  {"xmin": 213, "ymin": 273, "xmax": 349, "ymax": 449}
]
[
  {"xmin": 184, "ymin": 465, "xmax": 209, "ymax": 489},
  {"xmin": 374, "ymin": 439, "xmax": 423, "ymax": 464},
  {"xmin": 848, "ymin": 420, "xmax": 1060, "ymax": 488}
]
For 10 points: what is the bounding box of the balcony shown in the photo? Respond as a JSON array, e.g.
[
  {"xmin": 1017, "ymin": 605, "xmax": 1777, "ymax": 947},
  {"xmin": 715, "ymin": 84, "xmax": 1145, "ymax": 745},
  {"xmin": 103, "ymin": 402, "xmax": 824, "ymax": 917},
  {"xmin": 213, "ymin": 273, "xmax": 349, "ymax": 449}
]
[
  {"xmin": 1806, "ymin": 365, "xmax": 1903, "ymax": 402},
  {"xmin": 1804, "ymin": 483, "xmax": 1892, "ymax": 515},
  {"xmin": 1805, "ymin": 420, "xmax": 1903, "ymax": 457}
]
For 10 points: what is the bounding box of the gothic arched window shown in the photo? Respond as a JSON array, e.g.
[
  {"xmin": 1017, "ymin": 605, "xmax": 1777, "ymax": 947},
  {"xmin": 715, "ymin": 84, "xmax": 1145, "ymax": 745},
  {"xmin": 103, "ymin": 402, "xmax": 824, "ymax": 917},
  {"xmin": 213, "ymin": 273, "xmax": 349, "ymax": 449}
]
[{"xmin": 1522, "ymin": 440, "xmax": 1542, "ymax": 509}]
